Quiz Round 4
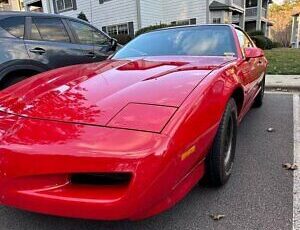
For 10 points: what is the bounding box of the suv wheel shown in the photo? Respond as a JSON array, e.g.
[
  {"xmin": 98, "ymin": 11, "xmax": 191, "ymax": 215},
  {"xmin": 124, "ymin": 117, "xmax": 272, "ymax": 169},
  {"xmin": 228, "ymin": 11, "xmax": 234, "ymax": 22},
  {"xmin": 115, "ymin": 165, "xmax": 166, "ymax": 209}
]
[{"xmin": 1, "ymin": 75, "xmax": 29, "ymax": 89}]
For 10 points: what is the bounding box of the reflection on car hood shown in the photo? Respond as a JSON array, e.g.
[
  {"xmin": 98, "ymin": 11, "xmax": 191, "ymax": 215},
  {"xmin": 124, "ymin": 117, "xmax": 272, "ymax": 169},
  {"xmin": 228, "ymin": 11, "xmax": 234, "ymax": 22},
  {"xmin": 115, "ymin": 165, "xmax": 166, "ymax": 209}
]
[{"xmin": 0, "ymin": 56, "xmax": 236, "ymax": 127}]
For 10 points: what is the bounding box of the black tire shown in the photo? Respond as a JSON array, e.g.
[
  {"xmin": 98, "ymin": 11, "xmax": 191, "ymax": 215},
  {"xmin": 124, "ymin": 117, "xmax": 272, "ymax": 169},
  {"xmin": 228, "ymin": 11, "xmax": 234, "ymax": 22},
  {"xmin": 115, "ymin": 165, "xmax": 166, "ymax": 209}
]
[
  {"xmin": 208, "ymin": 98, "xmax": 238, "ymax": 186},
  {"xmin": 1, "ymin": 75, "xmax": 28, "ymax": 89},
  {"xmin": 253, "ymin": 76, "xmax": 265, "ymax": 108}
]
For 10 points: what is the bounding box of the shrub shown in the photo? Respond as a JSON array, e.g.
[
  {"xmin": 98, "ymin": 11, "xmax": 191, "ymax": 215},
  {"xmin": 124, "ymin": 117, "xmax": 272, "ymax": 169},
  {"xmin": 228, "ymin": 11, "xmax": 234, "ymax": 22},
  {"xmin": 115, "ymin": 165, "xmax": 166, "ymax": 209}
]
[
  {"xmin": 272, "ymin": 41, "xmax": 283, "ymax": 48},
  {"xmin": 112, "ymin": 34, "xmax": 132, "ymax": 45},
  {"xmin": 248, "ymin": 30, "xmax": 265, "ymax": 36},
  {"xmin": 135, "ymin": 24, "xmax": 173, "ymax": 37},
  {"xmin": 251, "ymin": 35, "xmax": 273, "ymax": 50},
  {"xmin": 250, "ymin": 36, "xmax": 266, "ymax": 49},
  {"xmin": 77, "ymin": 12, "xmax": 89, "ymax": 22},
  {"xmin": 264, "ymin": 36, "xmax": 273, "ymax": 50}
]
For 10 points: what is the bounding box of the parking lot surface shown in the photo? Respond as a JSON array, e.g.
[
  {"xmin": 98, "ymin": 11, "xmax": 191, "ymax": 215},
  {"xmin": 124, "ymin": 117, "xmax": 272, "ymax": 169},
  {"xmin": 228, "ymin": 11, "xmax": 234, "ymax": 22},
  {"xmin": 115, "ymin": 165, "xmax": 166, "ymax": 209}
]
[{"xmin": 0, "ymin": 94, "xmax": 294, "ymax": 230}]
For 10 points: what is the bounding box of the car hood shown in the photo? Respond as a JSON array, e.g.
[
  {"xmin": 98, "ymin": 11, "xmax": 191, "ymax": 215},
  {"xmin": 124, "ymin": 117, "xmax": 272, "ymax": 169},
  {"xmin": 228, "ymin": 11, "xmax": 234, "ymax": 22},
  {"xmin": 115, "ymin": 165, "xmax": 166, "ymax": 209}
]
[{"xmin": 0, "ymin": 56, "xmax": 235, "ymax": 131}]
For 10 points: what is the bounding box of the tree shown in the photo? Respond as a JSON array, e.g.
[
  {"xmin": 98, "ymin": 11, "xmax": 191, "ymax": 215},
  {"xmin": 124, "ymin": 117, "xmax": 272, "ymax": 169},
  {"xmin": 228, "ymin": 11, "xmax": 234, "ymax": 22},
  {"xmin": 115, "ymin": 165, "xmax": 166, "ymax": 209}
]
[
  {"xmin": 77, "ymin": 12, "xmax": 89, "ymax": 22},
  {"xmin": 269, "ymin": 0, "xmax": 300, "ymax": 47}
]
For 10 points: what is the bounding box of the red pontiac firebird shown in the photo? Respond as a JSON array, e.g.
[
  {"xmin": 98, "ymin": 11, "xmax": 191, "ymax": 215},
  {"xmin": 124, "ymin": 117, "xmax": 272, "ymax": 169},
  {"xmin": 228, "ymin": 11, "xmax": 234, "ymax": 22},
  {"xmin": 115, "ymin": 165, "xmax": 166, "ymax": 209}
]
[{"xmin": 0, "ymin": 25, "xmax": 267, "ymax": 220}]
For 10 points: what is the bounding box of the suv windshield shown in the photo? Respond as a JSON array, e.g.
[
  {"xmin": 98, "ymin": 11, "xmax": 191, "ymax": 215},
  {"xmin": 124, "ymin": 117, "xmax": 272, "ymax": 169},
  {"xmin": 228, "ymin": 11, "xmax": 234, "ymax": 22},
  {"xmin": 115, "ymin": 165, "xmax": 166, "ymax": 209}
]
[{"xmin": 113, "ymin": 25, "xmax": 237, "ymax": 59}]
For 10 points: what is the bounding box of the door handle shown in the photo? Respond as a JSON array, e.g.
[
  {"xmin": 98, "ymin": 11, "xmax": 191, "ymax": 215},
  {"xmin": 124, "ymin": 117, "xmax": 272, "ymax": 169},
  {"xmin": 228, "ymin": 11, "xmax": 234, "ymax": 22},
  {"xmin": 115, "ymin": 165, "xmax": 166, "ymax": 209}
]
[
  {"xmin": 85, "ymin": 52, "xmax": 96, "ymax": 58},
  {"xmin": 29, "ymin": 47, "xmax": 46, "ymax": 55}
]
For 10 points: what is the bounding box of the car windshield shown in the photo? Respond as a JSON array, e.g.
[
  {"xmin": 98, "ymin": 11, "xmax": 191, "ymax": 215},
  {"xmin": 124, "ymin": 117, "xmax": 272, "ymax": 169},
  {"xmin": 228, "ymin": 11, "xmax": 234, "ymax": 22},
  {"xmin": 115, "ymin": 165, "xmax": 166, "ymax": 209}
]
[{"xmin": 113, "ymin": 25, "xmax": 237, "ymax": 59}]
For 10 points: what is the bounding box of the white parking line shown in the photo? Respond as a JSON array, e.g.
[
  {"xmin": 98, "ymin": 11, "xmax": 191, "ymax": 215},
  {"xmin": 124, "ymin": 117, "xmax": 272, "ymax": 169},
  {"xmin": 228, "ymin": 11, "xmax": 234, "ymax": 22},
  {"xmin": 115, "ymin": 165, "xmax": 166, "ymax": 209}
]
[{"xmin": 294, "ymin": 94, "xmax": 300, "ymax": 230}]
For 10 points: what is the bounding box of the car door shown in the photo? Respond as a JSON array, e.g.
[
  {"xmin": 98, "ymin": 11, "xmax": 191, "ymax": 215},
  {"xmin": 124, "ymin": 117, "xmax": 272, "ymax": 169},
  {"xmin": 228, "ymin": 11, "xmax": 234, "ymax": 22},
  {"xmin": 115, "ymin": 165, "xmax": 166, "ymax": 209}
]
[
  {"xmin": 235, "ymin": 29, "xmax": 261, "ymax": 103},
  {"xmin": 67, "ymin": 19, "xmax": 111, "ymax": 62},
  {"xmin": 24, "ymin": 16, "xmax": 88, "ymax": 70}
]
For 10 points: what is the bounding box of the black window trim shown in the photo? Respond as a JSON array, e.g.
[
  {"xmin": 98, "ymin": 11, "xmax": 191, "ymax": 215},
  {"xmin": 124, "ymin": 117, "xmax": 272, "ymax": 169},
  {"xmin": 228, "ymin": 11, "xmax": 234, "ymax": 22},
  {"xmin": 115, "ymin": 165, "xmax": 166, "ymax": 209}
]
[
  {"xmin": 24, "ymin": 16, "xmax": 31, "ymax": 40},
  {"xmin": 26, "ymin": 16, "xmax": 73, "ymax": 44}
]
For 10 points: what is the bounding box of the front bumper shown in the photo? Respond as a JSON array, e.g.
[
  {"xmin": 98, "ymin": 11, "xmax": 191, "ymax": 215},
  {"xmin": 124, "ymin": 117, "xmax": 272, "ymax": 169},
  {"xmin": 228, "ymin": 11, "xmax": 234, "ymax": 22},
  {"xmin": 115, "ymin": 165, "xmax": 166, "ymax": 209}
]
[{"xmin": 0, "ymin": 112, "xmax": 181, "ymax": 220}]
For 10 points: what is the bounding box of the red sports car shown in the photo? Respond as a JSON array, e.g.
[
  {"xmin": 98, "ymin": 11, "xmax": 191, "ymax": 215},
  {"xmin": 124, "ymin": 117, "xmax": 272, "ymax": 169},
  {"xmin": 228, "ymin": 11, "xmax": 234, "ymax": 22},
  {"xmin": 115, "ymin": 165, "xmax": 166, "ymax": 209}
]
[{"xmin": 0, "ymin": 25, "xmax": 267, "ymax": 220}]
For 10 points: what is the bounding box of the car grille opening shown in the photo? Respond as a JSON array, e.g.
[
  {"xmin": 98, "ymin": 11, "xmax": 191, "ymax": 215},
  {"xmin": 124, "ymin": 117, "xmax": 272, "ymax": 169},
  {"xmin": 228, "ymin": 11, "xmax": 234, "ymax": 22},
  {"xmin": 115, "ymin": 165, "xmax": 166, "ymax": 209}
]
[{"xmin": 70, "ymin": 173, "xmax": 132, "ymax": 186}]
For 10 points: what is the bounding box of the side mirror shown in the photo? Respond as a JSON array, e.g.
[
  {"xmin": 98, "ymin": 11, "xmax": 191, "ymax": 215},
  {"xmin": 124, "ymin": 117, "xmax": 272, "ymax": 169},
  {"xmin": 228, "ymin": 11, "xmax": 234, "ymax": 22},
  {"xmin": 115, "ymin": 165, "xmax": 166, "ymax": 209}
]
[
  {"xmin": 244, "ymin": 47, "xmax": 264, "ymax": 59},
  {"xmin": 110, "ymin": 38, "xmax": 118, "ymax": 51}
]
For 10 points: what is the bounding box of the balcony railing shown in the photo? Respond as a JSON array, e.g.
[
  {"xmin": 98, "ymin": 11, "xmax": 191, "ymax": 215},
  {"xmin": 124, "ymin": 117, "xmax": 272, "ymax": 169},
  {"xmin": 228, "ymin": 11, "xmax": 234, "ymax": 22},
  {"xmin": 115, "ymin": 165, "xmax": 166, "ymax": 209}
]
[
  {"xmin": 246, "ymin": 7, "xmax": 258, "ymax": 17},
  {"xmin": 262, "ymin": 8, "xmax": 267, "ymax": 18},
  {"xmin": 246, "ymin": 7, "xmax": 267, "ymax": 18}
]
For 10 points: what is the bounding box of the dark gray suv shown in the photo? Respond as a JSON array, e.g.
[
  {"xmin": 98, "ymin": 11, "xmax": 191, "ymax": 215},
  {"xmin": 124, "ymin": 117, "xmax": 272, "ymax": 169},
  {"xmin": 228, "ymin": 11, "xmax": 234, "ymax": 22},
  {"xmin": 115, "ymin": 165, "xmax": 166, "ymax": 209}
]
[{"xmin": 0, "ymin": 11, "xmax": 117, "ymax": 89}]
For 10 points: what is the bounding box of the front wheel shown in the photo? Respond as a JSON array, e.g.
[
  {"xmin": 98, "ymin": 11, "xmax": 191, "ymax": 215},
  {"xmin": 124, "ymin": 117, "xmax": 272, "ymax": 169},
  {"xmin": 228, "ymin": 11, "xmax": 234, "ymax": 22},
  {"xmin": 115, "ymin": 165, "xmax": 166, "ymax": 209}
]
[
  {"xmin": 253, "ymin": 76, "xmax": 265, "ymax": 108},
  {"xmin": 207, "ymin": 98, "xmax": 238, "ymax": 186}
]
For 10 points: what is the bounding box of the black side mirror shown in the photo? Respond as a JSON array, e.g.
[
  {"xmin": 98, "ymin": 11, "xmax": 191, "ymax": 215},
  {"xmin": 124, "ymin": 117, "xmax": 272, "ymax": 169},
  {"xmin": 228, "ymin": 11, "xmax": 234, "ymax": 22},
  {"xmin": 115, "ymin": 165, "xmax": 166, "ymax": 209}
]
[{"xmin": 110, "ymin": 38, "xmax": 118, "ymax": 51}]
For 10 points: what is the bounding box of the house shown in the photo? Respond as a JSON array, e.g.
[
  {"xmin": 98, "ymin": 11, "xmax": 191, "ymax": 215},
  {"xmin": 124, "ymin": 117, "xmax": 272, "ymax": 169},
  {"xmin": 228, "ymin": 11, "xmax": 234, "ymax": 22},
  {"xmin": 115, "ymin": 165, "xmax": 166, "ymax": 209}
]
[
  {"xmin": 23, "ymin": 0, "xmax": 272, "ymax": 37},
  {"xmin": 0, "ymin": 0, "xmax": 24, "ymax": 11},
  {"xmin": 291, "ymin": 11, "xmax": 300, "ymax": 48}
]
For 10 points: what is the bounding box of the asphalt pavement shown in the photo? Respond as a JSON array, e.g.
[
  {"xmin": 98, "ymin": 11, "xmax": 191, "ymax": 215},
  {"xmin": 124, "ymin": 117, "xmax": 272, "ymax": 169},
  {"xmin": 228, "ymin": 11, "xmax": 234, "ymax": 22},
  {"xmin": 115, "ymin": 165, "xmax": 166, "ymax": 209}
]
[{"xmin": 0, "ymin": 94, "xmax": 294, "ymax": 230}]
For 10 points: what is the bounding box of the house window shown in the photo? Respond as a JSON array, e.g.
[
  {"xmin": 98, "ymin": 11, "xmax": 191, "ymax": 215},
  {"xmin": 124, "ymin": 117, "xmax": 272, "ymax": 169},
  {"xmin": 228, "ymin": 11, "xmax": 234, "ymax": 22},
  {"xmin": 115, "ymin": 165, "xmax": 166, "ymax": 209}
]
[
  {"xmin": 55, "ymin": 0, "xmax": 73, "ymax": 12},
  {"xmin": 106, "ymin": 23, "xmax": 129, "ymax": 36},
  {"xmin": 170, "ymin": 18, "xmax": 196, "ymax": 26},
  {"xmin": 99, "ymin": 0, "xmax": 112, "ymax": 4},
  {"xmin": 213, "ymin": 18, "xmax": 221, "ymax": 24}
]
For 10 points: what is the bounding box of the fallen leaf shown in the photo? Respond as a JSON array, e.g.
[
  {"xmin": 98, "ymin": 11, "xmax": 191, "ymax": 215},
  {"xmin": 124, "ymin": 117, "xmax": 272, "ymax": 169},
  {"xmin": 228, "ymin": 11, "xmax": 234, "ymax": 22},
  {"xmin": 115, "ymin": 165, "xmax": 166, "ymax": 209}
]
[
  {"xmin": 210, "ymin": 214, "xmax": 225, "ymax": 221},
  {"xmin": 282, "ymin": 163, "xmax": 298, "ymax": 171},
  {"xmin": 267, "ymin": 128, "xmax": 275, "ymax": 132}
]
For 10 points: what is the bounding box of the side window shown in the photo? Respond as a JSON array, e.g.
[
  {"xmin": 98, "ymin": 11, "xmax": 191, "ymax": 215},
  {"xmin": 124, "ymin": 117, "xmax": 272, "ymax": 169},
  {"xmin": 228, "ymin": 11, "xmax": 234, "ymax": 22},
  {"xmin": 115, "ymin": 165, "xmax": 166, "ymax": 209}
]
[
  {"xmin": 69, "ymin": 20, "xmax": 109, "ymax": 45},
  {"xmin": 68, "ymin": 20, "xmax": 93, "ymax": 44},
  {"xmin": 93, "ymin": 30, "xmax": 109, "ymax": 45},
  {"xmin": 236, "ymin": 29, "xmax": 253, "ymax": 50},
  {"xmin": 0, "ymin": 16, "xmax": 25, "ymax": 38},
  {"xmin": 31, "ymin": 17, "xmax": 70, "ymax": 43}
]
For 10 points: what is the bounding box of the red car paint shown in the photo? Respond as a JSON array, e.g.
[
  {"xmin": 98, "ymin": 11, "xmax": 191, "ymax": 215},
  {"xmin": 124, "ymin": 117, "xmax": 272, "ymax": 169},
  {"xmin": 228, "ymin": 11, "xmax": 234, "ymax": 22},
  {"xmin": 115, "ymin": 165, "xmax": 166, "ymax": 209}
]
[{"xmin": 0, "ymin": 25, "xmax": 268, "ymax": 220}]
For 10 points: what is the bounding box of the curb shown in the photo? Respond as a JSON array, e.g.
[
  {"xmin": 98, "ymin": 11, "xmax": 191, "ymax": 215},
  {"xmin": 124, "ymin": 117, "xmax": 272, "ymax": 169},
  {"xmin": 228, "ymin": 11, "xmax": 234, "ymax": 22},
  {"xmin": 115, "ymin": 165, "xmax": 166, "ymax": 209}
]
[{"xmin": 265, "ymin": 85, "xmax": 300, "ymax": 92}]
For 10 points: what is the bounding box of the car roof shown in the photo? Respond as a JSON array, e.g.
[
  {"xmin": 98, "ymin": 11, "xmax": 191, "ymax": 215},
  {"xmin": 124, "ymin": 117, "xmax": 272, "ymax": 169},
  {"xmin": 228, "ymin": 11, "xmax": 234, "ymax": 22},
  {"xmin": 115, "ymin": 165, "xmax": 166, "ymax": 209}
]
[
  {"xmin": 0, "ymin": 11, "xmax": 86, "ymax": 23},
  {"xmin": 152, "ymin": 24, "xmax": 242, "ymax": 33}
]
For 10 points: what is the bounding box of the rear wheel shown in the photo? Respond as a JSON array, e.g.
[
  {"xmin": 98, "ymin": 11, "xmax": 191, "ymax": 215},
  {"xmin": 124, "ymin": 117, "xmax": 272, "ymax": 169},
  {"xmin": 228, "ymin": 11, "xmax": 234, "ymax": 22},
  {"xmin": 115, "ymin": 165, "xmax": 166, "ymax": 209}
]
[
  {"xmin": 207, "ymin": 98, "xmax": 238, "ymax": 186},
  {"xmin": 253, "ymin": 76, "xmax": 265, "ymax": 108},
  {"xmin": 1, "ymin": 76, "xmax": 27, "ymax": 89}
]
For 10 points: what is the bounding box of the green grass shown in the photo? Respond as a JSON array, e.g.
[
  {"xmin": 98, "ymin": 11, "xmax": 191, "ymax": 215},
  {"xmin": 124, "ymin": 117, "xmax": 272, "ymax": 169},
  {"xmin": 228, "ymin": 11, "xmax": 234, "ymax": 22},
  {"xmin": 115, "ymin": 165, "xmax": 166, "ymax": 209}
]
[{"xmin": 265, "ymin": 48, "xmax": 300, "ymax": 75}]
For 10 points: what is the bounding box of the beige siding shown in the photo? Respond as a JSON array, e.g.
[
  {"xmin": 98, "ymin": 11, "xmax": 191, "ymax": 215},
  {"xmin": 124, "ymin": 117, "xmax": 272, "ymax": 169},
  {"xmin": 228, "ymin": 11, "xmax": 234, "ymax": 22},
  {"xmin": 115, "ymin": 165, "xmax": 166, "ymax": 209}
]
[{"xmin": 0, "ymin": 0, "xmax": 24, "ymax": 11}]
